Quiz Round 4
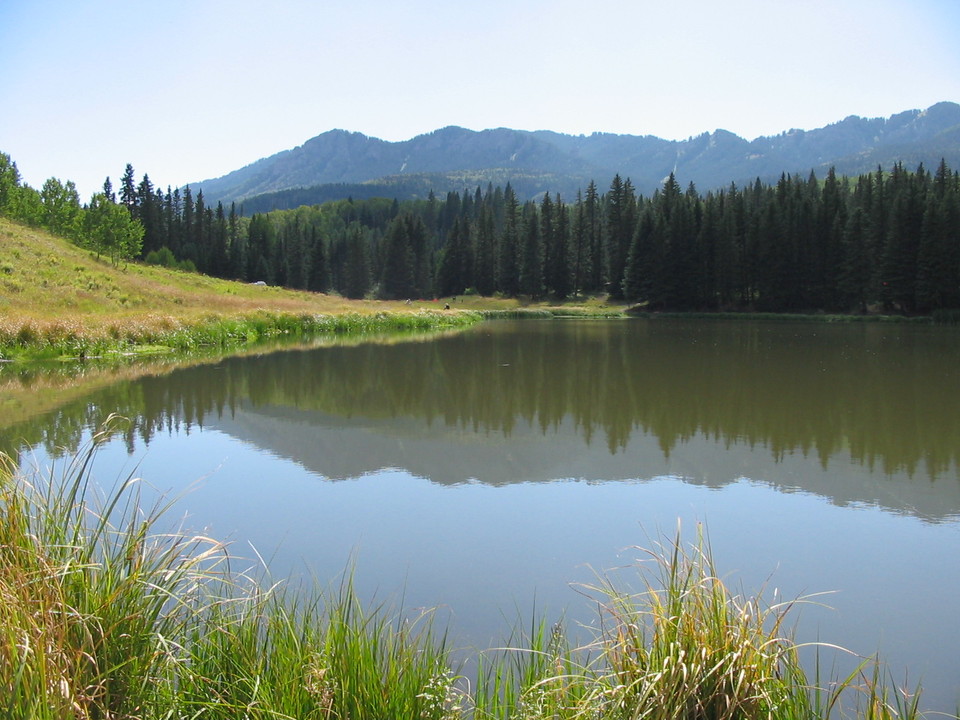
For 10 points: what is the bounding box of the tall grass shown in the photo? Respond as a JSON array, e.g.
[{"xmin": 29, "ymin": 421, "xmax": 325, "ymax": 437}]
[
  {"xmin": 0, "ymin": 309, "xmax": 479, "ymax": 362},
  {"xmin": 0, "ymin": 426, "xmax": 941, "ymax": 719},
  {"xmin": 0, "ymin": 419, "xmax": 461, "ymax": 719},
  {"xmin": 473, "ymin": 531, "xmax": 930, "ymax": 720},
  {"xmin": 0, "ymin": 417, "xmax": 227, "ymax": 719}
]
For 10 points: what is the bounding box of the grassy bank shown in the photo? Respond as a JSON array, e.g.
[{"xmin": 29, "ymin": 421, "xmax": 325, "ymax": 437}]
[
  {"xmin": 0, "ymin": 307, "xmax": 481, "ymax": 362},
  {"xmin": 0, "ymin": 422, "xmax": 937, "ymax": 720}
]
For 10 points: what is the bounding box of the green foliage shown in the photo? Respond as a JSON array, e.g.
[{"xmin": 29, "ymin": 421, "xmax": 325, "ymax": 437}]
[
  {"xmin": 83, "ymin": 193, "xmax": 145, "ymax": 265},
  {"xmin": 144, "ymin": 245, "xmax": 177, "ymax": 267},
  {"xmin": 39, "ymin": 177, "xmax": 83, "ymax": 240},
  {"xmin": 3, "ymin": 149, "xmax": 959, "ymax": 314}
]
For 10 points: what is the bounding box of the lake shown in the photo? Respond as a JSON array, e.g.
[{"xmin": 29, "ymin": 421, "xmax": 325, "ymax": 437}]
[{"xmin": 2, "ymin": 318, "xmax": 959, "ymax": 713}]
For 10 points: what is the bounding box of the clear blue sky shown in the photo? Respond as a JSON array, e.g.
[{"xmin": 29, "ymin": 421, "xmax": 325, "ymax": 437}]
[{"xmin": 2, "ymin": 0, "xmax": 959, "ymax": 200}]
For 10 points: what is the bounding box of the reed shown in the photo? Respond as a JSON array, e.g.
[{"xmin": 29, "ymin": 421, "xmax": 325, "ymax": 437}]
[
  {"xmin": 471, "ymin": 530, "xmax": 930, "ymax": 720},
  {"xmin": 0, "ymin": 416, "xmax": 228, "ymax": 719}
]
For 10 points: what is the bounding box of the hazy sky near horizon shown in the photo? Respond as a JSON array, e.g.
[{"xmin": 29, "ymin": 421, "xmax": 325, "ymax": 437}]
[{"xmin": 2, "ymin": 0, "xmax": 959, "ymax": 200}]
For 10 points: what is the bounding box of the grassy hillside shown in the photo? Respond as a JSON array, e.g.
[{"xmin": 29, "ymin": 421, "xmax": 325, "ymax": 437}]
[
  {"xmin": 0, "ymin": 217, "xmax": 491, "ymax": 360},
  {"xmin": 0, "ymin": 216, "xmax": 409, "ymax": 320}
]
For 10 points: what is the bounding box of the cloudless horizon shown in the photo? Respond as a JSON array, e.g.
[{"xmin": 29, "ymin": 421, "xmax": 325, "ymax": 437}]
[{"xmin": 2, "ymin": 0, "xmax": 959, "ymax": 200}]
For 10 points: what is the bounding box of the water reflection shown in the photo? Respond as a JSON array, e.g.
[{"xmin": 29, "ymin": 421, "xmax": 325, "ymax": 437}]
[
  {"xmin": 2, "ymin": 319, "xmax": 959, "ymax": 519},
  {"xmin": 3, "ymin": 318, "xmax": 959, "ymax": 712}
]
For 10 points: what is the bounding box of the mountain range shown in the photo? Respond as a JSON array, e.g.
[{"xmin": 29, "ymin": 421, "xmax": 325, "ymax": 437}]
[{"xmin": 193, "ymin": 101, "xmax": 960, "ymax": 211}]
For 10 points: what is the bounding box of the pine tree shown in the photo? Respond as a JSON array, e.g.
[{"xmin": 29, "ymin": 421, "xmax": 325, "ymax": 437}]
[
  {"xmin": 181, "ymin": 186, "xmax": 196, "ymax": 265},
  {"xmin": 816, "ymin": 167, "xmax": 847, "ymax": 309},
  {"xmin": 539, "ymin": 193, "xmax": 556, "ymax": 295},
  {"xmin": 407, "ymin": 214, "xmax": 431, "ymax": 298},
  {"xmin": 717, "ymin": 184, "xmax": 745, "ymax": 308},
  {"xmin": 584, "ymin": 180, "xmax": 604, "ymax": 293},
  {"xmin": 474, "ymin": 204, "xmax": 497, "ymax": 296},
  {"xmin": 246, "ymin": 213, "xmax": 274, "ymax": 283},
  {"xmin": 211, "ymin": 202, "xmax": 229, "ymax": 278},
  {"xmin": 497, "ymin": 184, "xmax": 520, "ymax": 296},
  {"xmin": 137, "ymin": 174, "xmax": 161, "ymax": 255},
  {"xmin": 342, "ymin": 225, "xmax": 371, "ymax": 299},
  {"xmin": 519, "ymin": 203, "xmax": 544, "ymax": 298},
  {"xmin": 379, "ymin": 214, "xmax": 416, "ymax": 299},
  {"xmin": 916, "ymin": 160, "xmax": 960, "ymax": 310},
  {"xmin": 605, "ymin": 175, "xmax": 636, "ymax": 298},
  {"xmin": 119, "ymin": 163, "xmax": 137, "ymax": 216},
  {"xmin": 881, "ymin": 163, "xmax": 925, "ymax": 313},
  {"xmin": 308, "ymin": 226, "xmax": 329, "ymax": 293},
  {"xmin": 101, "ymin": 176, "xmax": 116, "ymax": 204},
  {"xmin": 228, "ymin": 202, "xmax": 248, "ymax": 280},
  {"xmin": 838, "ymin": 206, "xmax": 871, "ymax": 312},
  {"xmin": 437, "ymin": 217, "xmax": 469, "ymax": 297},
  {"xmin": 547, "ymin": 195, "xmax": 571, "ymax": 299}
]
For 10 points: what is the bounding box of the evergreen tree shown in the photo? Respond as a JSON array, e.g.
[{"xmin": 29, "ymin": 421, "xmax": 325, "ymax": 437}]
[
  {"xmin": 605, "ymin": 175, "xmax": 636, "ymax": 298},
  {"xmin": 539, "ymin": 193, "xmax": 556, "ymax": 295},
  {"xmin": 584, "ymin": 180, "xmax": 604, "ymax": 293},
  {"xmin": 881, "ymin": 163, "xmax": 925, "ymax": 313},
  {"xmin": 547, "ymin": 195, "xmax": 571, "ymax": 299},
  {"xmin": 228, "ymin": 202, "xmax": 248, "ymax": 280},
  {"xmin": 379, "ymin": 214, "xmax": 416, "ymax": 299},
  {"xmin": 308, "ymin": 226, "xmax": 330, "ymax": 293},
  {"xmin": 519, "ymin": 203, "xmax": 544, "ymax": 298},
  {"xmin": 342, "ymin": 225, "xmax": 371, "ymax": 299},
  {"xmin": 210, "ymin": 202, "xmax": 229, "ymax": 278},
  {"xmin": 119, "ymin": 163, "xmax": 137, "ymax": 215},
  {"xmin": 497, "ymin": 184, "xmax": 520, "ymax": 296},
  {"xmin": 816, "ymin": 167, "xmax": 847, "ymax": 309},
  {"xmin": 407, "ymin": 214, "xmax": 431, "ymax": 298},
  {"xmin": 181, "ymin": 186, "xmax": 195, "ymax": 265},
  {"xmin": 916, "ymin": 159, "xmax": 960, "ymax": 310},
  {"xmin": 246, "ymin": 213, "xmax": 274, "ymax": 283},
  {"xmin": 437, "ymin": 217, "xmax": 469, "ymax": 297},
  {"xmin": 717, "ymin": 184, "xmax": 745, "ymax": 308},
  {"xmin": 194, "ymin": 190, "xmax": 208, "ymax": 273},
  {"xmin": 101, "ymin": 176, "xmax": 116, "ymax": 204},
  {"xmin": 572, "ymin": 190, "xmax": 587, "ymax": 298},
  {"xmin": 474, "ymin": 203, "xmax": 497, "ymax": 296},
  {"xmin": 695, "ymin": 191, "xmax": 721, "ymax": 309},
  {"xmin": 622, "ymin": 205, "xmax": 654, "ymax": 302},
  {"xmin": 137, "ymin": 174, "xmax": 161, "ymax": 255},
  {"xmin": 838, "ymin": 207, "xmax": 871, "ymax": 312}
]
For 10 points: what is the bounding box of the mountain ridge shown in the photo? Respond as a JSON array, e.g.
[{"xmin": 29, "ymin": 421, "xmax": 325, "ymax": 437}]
[{"xmin": 193, "ymin": 102, "xmax": 960, "ymax": 209}]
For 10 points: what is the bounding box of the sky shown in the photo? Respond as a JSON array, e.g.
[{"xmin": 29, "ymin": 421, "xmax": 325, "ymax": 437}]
[{"xmin": 2, "ymin": 0, "xmax": 959, "ymax": 200}]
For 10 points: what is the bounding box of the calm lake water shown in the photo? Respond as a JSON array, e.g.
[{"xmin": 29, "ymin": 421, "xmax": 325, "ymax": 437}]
[{"xmin": 3, "ymin": 318, "xmax": 959, "ymax": 712}]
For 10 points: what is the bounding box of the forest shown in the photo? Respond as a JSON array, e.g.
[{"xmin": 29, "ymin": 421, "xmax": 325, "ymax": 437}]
[{"xmin": 2, "ymin": 152, "xmax": 959, "ymax": 314}]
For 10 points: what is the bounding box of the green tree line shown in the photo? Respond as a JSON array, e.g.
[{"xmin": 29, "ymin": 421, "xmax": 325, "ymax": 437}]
[
  {"xmin": 3, "ymin": 150, "xmax": 958, "ymax": 313},
  {"xmin": 0, "ymin": 154, "xmax": 144, "ymax": 266}
]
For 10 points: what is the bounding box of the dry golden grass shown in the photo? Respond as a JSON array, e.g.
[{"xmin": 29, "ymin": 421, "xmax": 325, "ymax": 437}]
[
  {"xmin": 0, "ymin": 217, "xmax": 417, "ymax": 322},
  {"xmin": 0, "ymin": 218, "xmax": 483, "ymax": 354},
  {"xmin": 0, "ymin": 218, "xmax": 610, "ymax": 321}
]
